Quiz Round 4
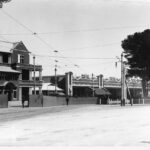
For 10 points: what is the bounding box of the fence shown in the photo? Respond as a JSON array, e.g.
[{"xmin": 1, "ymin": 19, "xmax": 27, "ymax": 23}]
[
  {"xmin": 43, "ymin": 96, "xmax": 97, "ymax": 106},
  {"xmin": 29, "ymin": 95, "xmax": 97, "ymax": 107},
  {"xmin": 29, "ymin": 95, "xmax": 43, "ymax": 107},
  {"xmin": 25, "ymin": 95, "xmax": 150, "ymax": 107},
  {"xmin": 0, "ymin": 94, "xmax": 8, "ymax": 108}
]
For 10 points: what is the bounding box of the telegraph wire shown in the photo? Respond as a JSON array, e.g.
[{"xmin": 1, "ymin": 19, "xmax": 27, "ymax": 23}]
[
  {"xmin": 0, "ymin": 25, "xmax": 150, "ymax": 36},
  {"xmin": 1, "ymin": 9, "xmax": 85, "ymax": 71},
  {"xmin": 33, "ymin": 54, "xmax": 116, "ymax": 60},
  {"xmin": 1, "ymin": 10, "xmax": 34, "ymax": 34},
  {"xmin": 1, "ymin": 9, "xmax": 54, "ymax": 51},
  {"xmin": 1, "ymin": 9, "xmax": 83, "ymax": 72},
  {"xmin": 59, "ymin": 42, "xmax": 120, "ymax": 52},
  {"xmin": 120, "ymin": 0, "xmax": 150, "ymax": 4},
  {"xmin": 0, "ymin": 9, "xmax": 121, "ymax": 74}
]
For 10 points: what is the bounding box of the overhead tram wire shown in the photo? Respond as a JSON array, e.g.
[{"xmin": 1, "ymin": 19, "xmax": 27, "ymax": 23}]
[
  {"xmin": 1, "ymin": 10, "xmax": 34, "ymax": 34},
  {"xmin": 1, "ymin": 9, "xmax": 81, "ymax": 72},
  {"xmin": 32, "ymin": 53, "xmax": 116, "ymax": 60},
  {"xmin": 0, "ymin": 41, "xmax": 116, "ymax": 61},
  {"xmin": 0, "ymin": 25, "xmax": 150, "ymax": 36},
  {"xmin": 0, "ymin": 9, "xmax": 122, "ymax": 74},
  {"xmin": 57, "ymin": 42, "xmax": 120, "ymax": 52},
  {"xmin": 1, "ymin": 9, "xmax": 85, "ymax": 71},
  {"xmin": 120, "ymin": 0, "xmax": 150, "ymax": 4},
  {"xmin": 0, "ymin": 32, "xmax": 13, "ymax": 43}
]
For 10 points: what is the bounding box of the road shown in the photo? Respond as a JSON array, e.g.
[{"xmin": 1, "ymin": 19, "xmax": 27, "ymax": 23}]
[{"xmin": 0, "ymin": 104, "xmax": 150, "ymax": 146}]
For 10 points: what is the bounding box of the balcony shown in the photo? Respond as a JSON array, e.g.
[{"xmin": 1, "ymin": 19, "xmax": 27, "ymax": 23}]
[
  {"xmin": 0, "ymin": 63, "xmax": 11, "ymax": 67},
  {"xmin": 18, "ymin": 80, "xmax": 43, "ymax": 87},
  {"xmin": 12, "ymin": 63, "xmax": 42, "ymax": 71}
]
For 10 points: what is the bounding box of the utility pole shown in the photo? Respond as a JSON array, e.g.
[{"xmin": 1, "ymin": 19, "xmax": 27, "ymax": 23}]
[
  {"xmin": 33, "ymin": 55, "xmax": 36, "ymax": 95},
  {"xmin": 54, "ymin": 50, "xmax": 58, "ymax": 95},
  {"xmin": 55, "ymin": 60, "xmax": 58, "ymax": 95},
  {"xmin": 121, "ymin": 53, "xmax": 126, "ymax": 106},
  {"xmin": 92, "ymin": 73, "xmax": 94, "ymax": 97}
]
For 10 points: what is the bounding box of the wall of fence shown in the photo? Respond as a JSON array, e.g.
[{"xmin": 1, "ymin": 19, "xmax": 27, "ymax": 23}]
[
  {"xmin": 29, "ymin": 95, "xmax": 150, "ymax": 107},
  {"xmin": 0, "ymin": 94, "xmax": 8, "ymax": 108},
  {"xmin": 29, "ymin": 95, "xmax": 43, "ymax": 107},
  {"xmin": 69, "ymin": 97, "xmax": 97, "ymax": 105},
  {"xmin": 132, "ymin": 98, "xmax": 150, "ymax": 104},
  {"xmin": 143, "ymin": 98, "xmax": 150, "ymax": 104},
  {"xmin": 43, "ymin": 96, "xmax": 66, "ymax": 107},
  {"xmin": 43, "ymin": 96, "xmax": 97, "ymax": 107}
]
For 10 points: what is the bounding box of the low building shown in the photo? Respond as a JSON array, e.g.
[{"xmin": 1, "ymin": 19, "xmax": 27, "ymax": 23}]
[
  {"xmin": 33, "ymin": 82, "xmax": 64, "ymax": 96},
  {"xmin": 40, "ymin": 73, "xmax": 142, "ymax": 99},
  {"xmin": 0, "ymin": 41, "xmax": 42, "ymax": 101}
]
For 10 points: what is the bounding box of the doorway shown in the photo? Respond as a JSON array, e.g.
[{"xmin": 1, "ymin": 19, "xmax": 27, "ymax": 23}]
[{"xmin": 4, "ymin": 82, "xmax": 16, "ymax": 101}]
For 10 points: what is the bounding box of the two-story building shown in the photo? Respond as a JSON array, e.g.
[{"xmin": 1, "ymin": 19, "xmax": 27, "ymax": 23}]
[{"xmin": 0, "ymin": 41, "xmax": 42, "ymax": 102}]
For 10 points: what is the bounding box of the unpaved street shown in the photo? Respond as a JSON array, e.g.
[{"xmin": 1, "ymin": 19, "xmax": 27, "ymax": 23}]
[{"xmin": 0, "ymin": 104, "xmax": 150, "ymax": 146}]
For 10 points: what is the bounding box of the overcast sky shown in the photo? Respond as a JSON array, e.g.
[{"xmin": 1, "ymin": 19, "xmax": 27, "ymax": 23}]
[{"xmin": 1, "ymin": 0, "xmax": 150, "ymax": 78}]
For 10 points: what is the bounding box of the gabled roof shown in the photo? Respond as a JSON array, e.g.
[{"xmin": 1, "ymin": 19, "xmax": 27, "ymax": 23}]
[
  {"xmin": 0, "ymin": 41, "xmax": 29, "ymax": 53},
  {"xmin": 11, "ymin": 41, "xmax": 30, "ymax": 53}
]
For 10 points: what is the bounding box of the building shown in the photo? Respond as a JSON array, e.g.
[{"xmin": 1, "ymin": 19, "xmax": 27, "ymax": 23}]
[
  {"xmin": 40, "ymin": 73, "xmax": 142, "ymax": 99},
  {"xmin": 0, "ymin": 41, "xmax": 42, "ymax": 101},
  {"xmin": 36, "ymin": 72, "xmax": 72, "ymax": 96}
]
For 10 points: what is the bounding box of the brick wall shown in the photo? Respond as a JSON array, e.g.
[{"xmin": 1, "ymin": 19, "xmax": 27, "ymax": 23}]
[
  {"xmin": 0, "ymin": 94, "xmax": 8, "ymax": 108},
  {"xmin": 29, "ymin": 95, "xmax": 43, "ymax": 107},
  {"xmin": 43, "ymin": 96, "xmax": 66, "ymax": 107},
  {"xmin": 43, "ymin": 96, "xmax": 97, "ymax": 107}
]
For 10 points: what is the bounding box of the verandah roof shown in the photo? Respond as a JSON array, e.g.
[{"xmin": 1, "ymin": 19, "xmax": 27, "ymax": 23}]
[
  {"xmin": 0, "ymin": 66, "xmax": 20, "ymax": 73},
  {"xmin": 95, "ymin": 88, "xmax": 111, "ymax": 96}
]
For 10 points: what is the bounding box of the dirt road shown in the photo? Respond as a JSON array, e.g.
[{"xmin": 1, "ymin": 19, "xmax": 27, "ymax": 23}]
[{"xmin": 0, "ymin": 104, "xmax": 150, "ymax": 146}]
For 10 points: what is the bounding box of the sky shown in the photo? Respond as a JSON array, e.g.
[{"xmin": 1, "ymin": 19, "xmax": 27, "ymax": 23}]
[{"xmin": 1, "ymin": 0, "xmax": 150, "ymax": 78}]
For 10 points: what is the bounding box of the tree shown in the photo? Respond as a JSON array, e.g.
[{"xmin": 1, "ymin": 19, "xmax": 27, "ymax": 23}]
[
  {"xmin": 122, "ymin": 29, "xmax": 150, "ymax": 97},
  {"xmin": 0, "ymin": 0, "xmax": 11, "ymax": 8}
]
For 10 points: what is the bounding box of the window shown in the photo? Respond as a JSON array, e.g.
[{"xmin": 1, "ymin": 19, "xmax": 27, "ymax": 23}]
[
  {"xmin": 22, "ymin": 69, "xmax": 29, "ymax": 80},
  {"xmin": 20, "ymin": 55, "xmax": 24, "ymax": 63},
  {"xmin": 3, "ymin": 53, "xmax": 9, "ymax": 63},
  {"xmin": 18, "ymin": 54, "xmax": 24, "ymax": 63}
]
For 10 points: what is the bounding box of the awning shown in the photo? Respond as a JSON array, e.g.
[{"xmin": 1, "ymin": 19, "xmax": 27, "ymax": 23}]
[
  {"xmin": 0, "ymin": 66, "xmax": 20, "ymax": 73},
  {"xmin": 95, "ymin": 88, "xmax": 111, "ymax": 96}
]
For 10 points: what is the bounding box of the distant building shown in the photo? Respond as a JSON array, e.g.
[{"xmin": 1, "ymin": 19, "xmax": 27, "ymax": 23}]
[
  {"xmin": 32, "ymin": 83, "xmax": 64, "ymax": 96},
  {"xmin": 36, "ymin": 72, "xmax": 73, "ymax": 96},
  {"xmin": 41, "ymin": 74, "xmax": 142, "ymax": 99},
  {"xmin": 0, "ymin": 41, "xmax": 42, "ymax": 101}
]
